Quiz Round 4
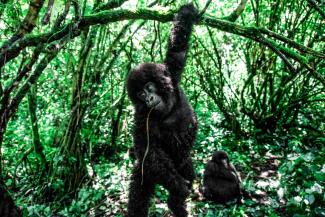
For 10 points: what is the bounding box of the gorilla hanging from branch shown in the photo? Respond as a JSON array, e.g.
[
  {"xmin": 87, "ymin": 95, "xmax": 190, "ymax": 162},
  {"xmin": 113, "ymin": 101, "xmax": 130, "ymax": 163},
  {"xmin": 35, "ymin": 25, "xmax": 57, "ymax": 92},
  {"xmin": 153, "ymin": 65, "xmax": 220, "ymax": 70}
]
[{"xmin": 126, "ymin": 4, "xmax": 198, "ymax": 217}]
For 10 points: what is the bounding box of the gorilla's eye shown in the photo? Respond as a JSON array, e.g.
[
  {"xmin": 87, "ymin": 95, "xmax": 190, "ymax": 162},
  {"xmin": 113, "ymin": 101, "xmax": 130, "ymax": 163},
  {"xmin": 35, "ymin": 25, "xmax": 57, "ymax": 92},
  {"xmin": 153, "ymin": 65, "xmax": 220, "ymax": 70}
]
[
  {"xmin": 147, "ymin": 86, "xmax": 154, "ymax": 92},
  {"xmin": 137, "ymin": 91, "xmax": 146, "ymax": 100},
  {"xmin": 145, "ymin": 82, "xmax": 156, "ymax": 92}
]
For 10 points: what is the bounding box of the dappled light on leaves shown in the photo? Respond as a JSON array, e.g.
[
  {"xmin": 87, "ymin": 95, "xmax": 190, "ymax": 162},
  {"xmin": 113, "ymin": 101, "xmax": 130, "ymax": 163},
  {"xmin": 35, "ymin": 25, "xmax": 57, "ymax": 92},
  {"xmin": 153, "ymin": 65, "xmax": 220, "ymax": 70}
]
[{"xmin": 0, "ymin": 0, "xmax": 324, "ymax": 216}]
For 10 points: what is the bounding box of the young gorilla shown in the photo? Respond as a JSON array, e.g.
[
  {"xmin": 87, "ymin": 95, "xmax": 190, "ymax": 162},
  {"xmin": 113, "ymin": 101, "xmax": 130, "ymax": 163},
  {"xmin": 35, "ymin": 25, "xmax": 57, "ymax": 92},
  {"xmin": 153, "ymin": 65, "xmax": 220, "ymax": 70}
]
[
  {"xmin": 126, "ymin": 4, "xmax": 198, "ymax": 217},
  {"xmin": 202, "ymin": 151, "xmax": 242, "ymax": 203}
]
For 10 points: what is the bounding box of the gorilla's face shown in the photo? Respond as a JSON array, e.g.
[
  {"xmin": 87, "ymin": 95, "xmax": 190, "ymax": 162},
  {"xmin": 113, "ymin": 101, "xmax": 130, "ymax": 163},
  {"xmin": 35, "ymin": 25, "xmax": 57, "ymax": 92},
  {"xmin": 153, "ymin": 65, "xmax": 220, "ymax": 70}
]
[
  {"xmin": 127, "ymin": 63, "xmax": 176, "ymax": 115},
  {"xmin": 212, "ymin": 151, "xmax": 229, "ymax": 168},
  {"xmin": 136, "ymin": 82, "xmax": 165, "ymax": 112}
]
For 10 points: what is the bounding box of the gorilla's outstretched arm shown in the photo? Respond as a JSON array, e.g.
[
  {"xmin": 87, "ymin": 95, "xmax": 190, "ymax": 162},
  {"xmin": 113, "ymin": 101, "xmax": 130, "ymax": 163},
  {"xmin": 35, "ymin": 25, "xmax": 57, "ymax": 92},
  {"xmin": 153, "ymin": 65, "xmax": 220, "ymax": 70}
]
[{"xmin": 164, "ymin": 3, "xmax": 198, "ymax": 85}]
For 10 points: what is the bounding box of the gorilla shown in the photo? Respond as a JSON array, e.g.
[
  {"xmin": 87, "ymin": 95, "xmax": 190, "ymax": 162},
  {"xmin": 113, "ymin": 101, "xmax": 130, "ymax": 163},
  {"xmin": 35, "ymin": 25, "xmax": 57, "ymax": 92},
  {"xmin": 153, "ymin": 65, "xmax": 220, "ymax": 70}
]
[
  {"xmin": 202, "ymin": 151, "xmax": 242, "ymax": 204},
  {"xmin": 126, "ymin": 4, "xmax": 198, "ymax": 217}
]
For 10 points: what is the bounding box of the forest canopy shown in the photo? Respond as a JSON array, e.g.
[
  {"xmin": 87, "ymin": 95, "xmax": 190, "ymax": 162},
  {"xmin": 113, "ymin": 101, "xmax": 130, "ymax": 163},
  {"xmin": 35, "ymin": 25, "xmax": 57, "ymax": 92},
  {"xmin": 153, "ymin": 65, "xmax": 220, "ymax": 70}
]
[{"xmin": 0, "ymin": 0, "xmax": 324, "ymax": 216}]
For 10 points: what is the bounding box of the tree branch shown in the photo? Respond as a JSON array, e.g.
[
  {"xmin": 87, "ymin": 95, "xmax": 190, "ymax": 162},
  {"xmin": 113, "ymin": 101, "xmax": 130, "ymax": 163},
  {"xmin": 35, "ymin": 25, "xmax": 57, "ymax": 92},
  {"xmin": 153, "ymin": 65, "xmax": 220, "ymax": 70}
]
[
  {"xmin": 41, "ymin": 0, "xmax": 55, "ymax": 25},
  {"xmin": 258, "ymin": 27, "xmax": 325, "ymax": 58},
  {"xmin": 0, "ymin": 0, "xmax": 10, "ymax": 19},
  {"xmin": 54, "ymin": 0, "xmax": 71, "ymax": 28},
  {"xmin": 0, "ymin": 7, "xmax": 324, "ymax": 84},
  {"xmin": 1, "ymin": 45, "xmax": 43, "ymax": 115},
  {"xmin": 198, "ymin": 0, "xmax": 213, "ymax": 18},
  {"xmin": 258, "ymin": 35, "xmax": 296, "ymax": 73},
  {"xmin": 7, "ymin": 40, "xmax": 66, "ymax": 120},
  {"xmin": 224, "ymin": 0, "xmax": 248, "ymax": 22},
  {"xmin": 307, "ymin": 0, "xmax": 325, "ymax": 19},
  {"xmin": 0, "ymin": 0, "xmax": 45, "ymax": 51},
  {"xmin": 0, "ymin": 8, "xmax": 173, "ymax": 68},
  {"xmin": 202, "ymin": 18, "xmax": 325, "ymax": 85},
  {"xmin": 71, "ymin": 0, "xmax": 81, "ymax": 21}
]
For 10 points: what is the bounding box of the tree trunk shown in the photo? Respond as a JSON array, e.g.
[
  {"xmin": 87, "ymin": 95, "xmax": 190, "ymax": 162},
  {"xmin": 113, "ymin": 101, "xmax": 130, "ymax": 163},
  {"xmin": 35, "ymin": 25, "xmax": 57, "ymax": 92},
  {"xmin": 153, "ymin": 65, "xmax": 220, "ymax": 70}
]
[
  {"xmin": 27, "ymin": 85, "xmax": 47, "ymax": 170},
  {"xmin": 0, "ymin": 179, "xmax": 21, "ymax": 217}
]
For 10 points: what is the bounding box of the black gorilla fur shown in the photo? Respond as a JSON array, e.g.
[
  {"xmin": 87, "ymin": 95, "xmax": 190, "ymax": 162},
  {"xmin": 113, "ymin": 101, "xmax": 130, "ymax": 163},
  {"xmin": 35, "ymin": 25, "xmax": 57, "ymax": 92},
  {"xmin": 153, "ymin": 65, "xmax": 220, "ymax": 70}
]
[
  {"xmin": 126, "ymin": 4, "xmax": 198, "ymax": 217},
  {"xmin": 202, "ymin": 151, "xmax": 242, "ymax": 203}
]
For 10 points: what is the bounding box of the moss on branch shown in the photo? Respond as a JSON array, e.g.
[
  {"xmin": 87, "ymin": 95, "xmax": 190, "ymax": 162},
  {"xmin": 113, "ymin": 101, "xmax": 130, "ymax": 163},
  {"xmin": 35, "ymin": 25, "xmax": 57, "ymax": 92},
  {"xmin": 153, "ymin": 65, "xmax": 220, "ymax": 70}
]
[
  {"xmin": 82, "ymin": 8, "xmax": 174, "ymax": 25},
  {"xmin": 1, "ymin": 7, "xmax": 324, "ymax": 84}
]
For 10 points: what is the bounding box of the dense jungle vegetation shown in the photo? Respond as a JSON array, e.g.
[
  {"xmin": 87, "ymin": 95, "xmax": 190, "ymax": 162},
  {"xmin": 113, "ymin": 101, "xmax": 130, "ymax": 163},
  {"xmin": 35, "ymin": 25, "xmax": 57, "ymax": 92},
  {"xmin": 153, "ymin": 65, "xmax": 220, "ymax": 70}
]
[{"xmin": 0, "ymin": 0, "xmax": 324, "ymax": 216}]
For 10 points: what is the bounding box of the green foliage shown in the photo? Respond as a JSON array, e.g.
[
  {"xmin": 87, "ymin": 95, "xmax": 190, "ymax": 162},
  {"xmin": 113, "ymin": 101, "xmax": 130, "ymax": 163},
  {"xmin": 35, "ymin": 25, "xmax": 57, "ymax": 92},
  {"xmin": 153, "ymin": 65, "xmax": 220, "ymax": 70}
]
[
  {"xmin": 0, "ymin": 0, "xmax": 324, "ymax": 216},
  {"xmin": 279, "ymin": 149, "xmax": 325, "ymax": 216}
]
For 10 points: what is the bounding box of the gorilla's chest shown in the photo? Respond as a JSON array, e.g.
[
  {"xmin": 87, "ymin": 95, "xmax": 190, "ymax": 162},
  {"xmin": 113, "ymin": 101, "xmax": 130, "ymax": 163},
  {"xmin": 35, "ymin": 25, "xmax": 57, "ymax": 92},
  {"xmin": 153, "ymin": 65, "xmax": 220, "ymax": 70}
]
[
  {"xmin": 150, "ymin": 120, "xmax": 194, "ymax": 160},
  {"xmin": 134, "ymin": 109, "xmax": 197, "ymax": 163}
]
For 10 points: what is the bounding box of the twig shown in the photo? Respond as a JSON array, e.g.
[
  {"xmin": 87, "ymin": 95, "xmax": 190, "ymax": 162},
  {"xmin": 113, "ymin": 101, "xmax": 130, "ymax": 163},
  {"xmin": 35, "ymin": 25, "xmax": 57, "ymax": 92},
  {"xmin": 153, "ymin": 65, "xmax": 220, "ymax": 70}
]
[
  {"xmin": 42, "ymin": 0, "xmax": 55, "ymax": 25},
  {"xmin": 71, "ymin": 0, "xmax": 81, "ymax": 21},
  {"xmin": 224, "ymin": 0, "xmax": 248, "ymax": 22},
  {"xmin": 307, "ymin": 0, "xmax": 325, "ymax": 19},
  {"xmin": 54, "ymin": 0, "xmax": 71, "ymax": 29},
  {"xmin": 198, "ymin": 0, "xmax": 212, "ymax": 18},
  {"xmin": 259, "ymin": 35, "xmax": 296, "ymax": 74}
]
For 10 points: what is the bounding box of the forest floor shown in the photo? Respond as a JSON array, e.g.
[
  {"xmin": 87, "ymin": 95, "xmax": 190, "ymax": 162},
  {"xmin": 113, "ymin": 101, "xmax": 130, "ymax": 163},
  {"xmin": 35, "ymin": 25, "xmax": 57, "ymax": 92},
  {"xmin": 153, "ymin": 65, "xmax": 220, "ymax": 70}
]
[{"xmin": 88, "ymin": 151, "xmax": 284, "ymax": 216}]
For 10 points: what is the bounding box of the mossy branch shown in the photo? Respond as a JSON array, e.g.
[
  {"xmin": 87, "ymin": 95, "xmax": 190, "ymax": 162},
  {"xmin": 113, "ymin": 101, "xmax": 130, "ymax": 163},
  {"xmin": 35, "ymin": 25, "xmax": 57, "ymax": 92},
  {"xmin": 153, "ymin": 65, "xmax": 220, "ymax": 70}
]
[
  {"xmin": 0, "ymin": 0, "xmax": 45, "ymax": 51},
  {"xmin": 223, "ymin": 0, "xmax": 248, "ymax": 22},
  {"xmin": 0, "ymin": 8, "xmax": 324, "ymax": 83}
]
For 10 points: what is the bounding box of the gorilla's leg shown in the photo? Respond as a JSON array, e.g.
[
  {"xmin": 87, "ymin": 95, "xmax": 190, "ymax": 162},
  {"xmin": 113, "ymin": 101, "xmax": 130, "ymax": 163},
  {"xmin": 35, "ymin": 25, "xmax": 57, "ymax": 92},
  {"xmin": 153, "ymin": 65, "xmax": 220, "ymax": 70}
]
[
  {"xmin": 127, "ymin": 166, "xmax": 155, "ymax": 217},
  {"xmin": 167, "ymin": 158, "xmax": 195, "ymax": 217},
  {"xmin": 167, "ymin": 193, "xmax": 188, "ymax": 217},
  {"xmin": 178, "ymin": 158, "xmax": 195, "ymax": 185}
]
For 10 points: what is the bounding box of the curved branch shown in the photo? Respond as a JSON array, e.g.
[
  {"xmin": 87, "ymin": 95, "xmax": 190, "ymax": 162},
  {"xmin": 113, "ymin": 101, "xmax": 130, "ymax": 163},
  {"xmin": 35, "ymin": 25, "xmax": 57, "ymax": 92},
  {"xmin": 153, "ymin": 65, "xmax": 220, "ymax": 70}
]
[
  {"xmin": 41, "ymin": 0, "xmax": 55, "ymax": 25},
  {"xmin": 71, "ymin": 0, "xmax": 81, "ymax": 21},
  {"xmin": 224, "ymin": 0, "xmax": 248, "ymax": 22},
  {"xmin": 0, "ymin": 0, "xmax": 45, "ymax": 51},
  {"xmin": 7, "ymin": 39, "xmax": 67, "ymax": 119},
  {"xmin": 259, "ymin": 27, "xmax": 325, "ymax": 58},
  {"xmin": 258, "ymin": 36, "xmax": 296, "ymax": 73},
  {"xmin": 307, "ymin": 0, "xmax": 325, "ymax": 19},
  {"xmin": 0, "ymin": 8, "xmax": 173, "ymax": 68},
  {"xmin": 198, "ymin": 0, "xmax": 213, "ymax": 18},
  {"xmin": 201, "ymin": 18, "xmax": 323, "ymax": 62},
  {"xmin": 0, "ymin": 8, "xmax": 324, "ymax": 84},
  {"xmin": 201, "ymin": 18, "xmax": 325, "ymax": 85},
  {"xmin": 54, "ymin": 0, "xmax": 71, "ymax": 28},
  {"xmin": 1, "ymin": 45, "xmax": 44, "ymax": 111}
]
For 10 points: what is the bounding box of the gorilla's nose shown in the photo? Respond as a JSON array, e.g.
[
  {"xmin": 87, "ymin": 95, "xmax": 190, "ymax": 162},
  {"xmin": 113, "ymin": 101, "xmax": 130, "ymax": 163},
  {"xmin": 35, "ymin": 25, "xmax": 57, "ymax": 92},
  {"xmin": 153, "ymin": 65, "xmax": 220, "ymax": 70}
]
[{"xmin": 146, "ymin": 96, "xmax": 153, "ymax": 104}]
